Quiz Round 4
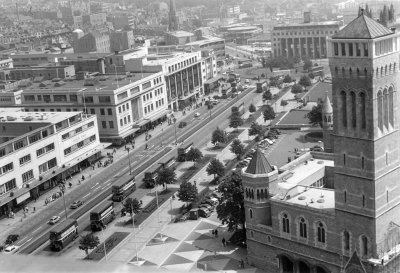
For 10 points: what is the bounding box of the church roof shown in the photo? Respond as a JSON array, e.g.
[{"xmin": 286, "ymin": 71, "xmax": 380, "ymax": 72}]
[
  {"xmin": 322, "ymin": 91, "xmax": 333, "ymax": 114},
  {"xmin": 245, "ymin": 149, "xmax": 274, "ymax": 175},
  {"xmin": 332, "ymin": 14, "xmax": 393, "ymax": 39}
]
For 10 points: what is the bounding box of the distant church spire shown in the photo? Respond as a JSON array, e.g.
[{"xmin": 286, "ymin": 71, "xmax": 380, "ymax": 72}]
[{"xmin": 168, "ymin": 0, "xmax": 178, "ymax": 31}]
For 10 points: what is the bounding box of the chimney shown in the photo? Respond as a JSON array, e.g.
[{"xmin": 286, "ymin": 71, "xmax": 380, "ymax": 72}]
[{"xmin": 304, "ymin": 11, "xmax": 311, "ymax": 23}]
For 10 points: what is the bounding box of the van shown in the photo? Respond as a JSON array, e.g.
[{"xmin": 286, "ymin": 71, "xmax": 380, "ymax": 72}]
[{"xmin": 245, "ymin": 79, "xmax": 250, "ymax": 83}]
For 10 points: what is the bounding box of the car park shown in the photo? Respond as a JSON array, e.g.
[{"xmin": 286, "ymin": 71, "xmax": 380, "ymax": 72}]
[
  {"xmin": 3, "ymin": 245, "xmax": 19, "ymax": 254},
  {"xmin": 70, "ymin": 200, "xmax": 84, "ymax": 209},
  {"xmin": 48, "ymin": 215, "xmax": 61, "ymax": 225},
  {"xmin": 5, "ymin": 234, "xmax": 19, "ymax": 246}
]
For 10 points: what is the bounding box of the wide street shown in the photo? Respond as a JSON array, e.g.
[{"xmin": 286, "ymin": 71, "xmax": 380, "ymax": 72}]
[{"xmin": 9, "ymin": 85, "xmax": 259, "ymax": 255}]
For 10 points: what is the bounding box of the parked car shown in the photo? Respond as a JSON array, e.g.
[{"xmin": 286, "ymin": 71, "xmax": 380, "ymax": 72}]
[
  {"xmin": 3, "ymin": 245, "xmax": 19, "ymax": 254},
  {"xmin": 199, "ymin": 203, "xmax": 213, "ymax": 211},
  {"xmin": 194, "ymin": 112, "xmax": 201, "ymax": 117},
  {"xmin": 265, "ymin": 138, "xmax": 274, "ymax": 145},
  {"xmin": 198, "ymin": 208, "xmax": 212, "ymax": 218},
  {"xmin": 310, "ymin": 146, "xmax": 324, "ymax": 152},
  {"xmin": 204, "ymin": 196, "xmax": 219, "ymax": 206},
  {"xmin": 270, "ymin": 128, "xmax": 281, "ymax": 135},
  {"xmin": 48, "ymin": 215, "xmax": 61, "ymax": 225},
  {"xmin": 178, "ymin": 121, "xmax": 187, "ymax": 128},
  {"xmin": 5, "ymin": 234, "xmax": 19, "ymax": 246},
  {"xmin": 245, "ymin": 79, "xmax": 250, "ymax": 83},
  {"xmin": 70, "ymin": 200, "xmax": 84, "ymax": 209}
]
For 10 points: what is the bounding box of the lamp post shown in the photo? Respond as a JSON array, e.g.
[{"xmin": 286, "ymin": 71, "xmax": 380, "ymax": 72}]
[
  {"xmin": 102, "ymin": 228, "xmax": 108, "ymax": 262},
  {"xmin": 126, "ymin": 147, "xmax": 132, "ymax": 175},
  {"xmin": 173, "ymin": 117, "xmax": 177, "ymax": 145},
  {"xmin": 58, "ymin": 182, "xmax": 68, "ymax": 220}
]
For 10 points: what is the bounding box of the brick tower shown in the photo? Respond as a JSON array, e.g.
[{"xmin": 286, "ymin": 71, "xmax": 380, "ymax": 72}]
[
  {"xmin": 328, "ymin": 11, "xmax": 400, "ymax": 267},
  {"xmin": 322, "ymin": 91, "xmax": 333, "ymax": 153},
  {"xmin": 242, "ymin": 149, "xmax": 278, "ymax": 234}
]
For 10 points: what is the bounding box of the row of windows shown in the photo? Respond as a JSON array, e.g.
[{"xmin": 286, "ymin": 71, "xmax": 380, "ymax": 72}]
[
  {"xmin": 118, "ymin": 102, "xmax": 130, "ymax": 114},
  {"xmin": 154, "ymin": 87, "xmax": 163, "ymax": 97},
  {"xmin": 36, "ymin": 143, "xmax": 55, "ymax": 157},
  {"xmin": 99, "ymin": 108, "xmax": 113, "ymax": 116},
  {"xmin": 245, "ymin": 188, "xmax": 268, "ymax": 200},
  {"xmin": 19, "ymin": 154, "xmax": 31, "ymax": 166},
  {"xmin": 39, "ymin": 158, "xmax": 57, "ymax": 175},
  {"xmin": 143, "ymin": 92, "xmax": 153, "ymax": 102},
  {"xmin": 333, "ymin": 42, "xmax": 369, "ymax": 57},
  {"xmin": 119, "ymin": 115, "xmax": 131, "ymax": 127},
  {"xmin": 64, "ymin": 135, "xmax": 96, "ymax": 156},
  {"xmin": 153, "ymin": 76, "xmax": 162, "ymax": 86},
  {"xmin": 0, "ymin": 162, "xmax": 13, "ymax": 176},
  {"xmin": 144, "ymin": 104, "xmax": 154, "ymax": 114},
  {"xmin": 375, "ymin": 38, "xmax": 395, "ymax": 56},
  {"xmin": 62, "ymin": 121, "xmax": 95, "ymax": 141},
  {"xmin": 273, "ymin": 30, "xmax": 337, "ymax": 36},
  {"xmin": 101, "ymin": 121, "xmax": 114, "ymax": 129},
  {"xmin": 168, "ymin": 56, "xmax": 198, "ymax": 73},
  {"xmin": 22, "ymin": 169, "xmax": 34, "ymax": 183},
  {"xmin": 339, "ymin": 91, "xmax": 367, "ymax": 130},
  {"xmin": 0, "ymin": 179, "xmax": 16, "ymax": 196},
  {"xmin": 155, "ymin": 99, "xmax": 165, "ymax": 108}
]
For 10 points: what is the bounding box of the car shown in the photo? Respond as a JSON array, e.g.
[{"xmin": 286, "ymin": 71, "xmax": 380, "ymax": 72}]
[
  {"xmin": 70, "ymin": 200, "xmax": 84, "ymax": 209},
  {"xmin": 199, "ymin": 203, "xmax": 213, "ymax": 210},
  {"xmin": 48, "ymin": 215, "xmax": 61, "ymax": 225},
  {"xmin": 3, "ymin": 245, "xmax": 19, "ymax": 254},
  {"xmin": 204, "ymin": 196, "xmax": 219, "ymax": 205},
  {"xmin": 249, "ymin": 149, "xmax": 256, "ymax": 154},
  {"xmin": 178, "ymin": 121, "xmax": 187, "ymax": 128},
  {"xmin": 270, "ymin": 128, "xmax": 281, "ymax": 135},
  {"xmin": 194, "ymin": 112, "xmax": 201, "ymax": 117},
  {"xmin": 310, "ymin": 146, "xmax": 324, "ymax": 152},
  {"xmin": 198, "ymin": 208, "xmax": 212, "ymax": 218},
  {"xmin": 5, "ymin": 234, "xmax": 19, "ymax": 246},
  {"xmin": 245, "ymin": 79, "xmax": 250, "ymax": 83},
  {"xmin": 244, "ymin": 85, "xmax": 249, "ymax": 88}
]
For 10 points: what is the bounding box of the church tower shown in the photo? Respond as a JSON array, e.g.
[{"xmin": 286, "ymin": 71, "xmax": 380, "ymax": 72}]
[
  {"xmin": 242, "ymin": 149, "xmax": 278, "ymax": 231},
  {"xmin": 168, "ymin": 0, "xmax": 178, "ymax": 31},
  {"xmin": 328, "ymin": 11, "xmax": 400, "ymax": 262},
  {"xmin": 322, "ymin": 91, "xmax": 333, "ymax": 153}
]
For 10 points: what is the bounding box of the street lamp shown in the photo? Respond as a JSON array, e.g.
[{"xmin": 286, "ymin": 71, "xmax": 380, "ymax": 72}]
[
  {"xmin": 102, "ymin": 228, "xmax": 108, "ymax": 262},
  {"xmin": 58, "ymin": 182, "xmax": 68, "ymax": 220},
  {"xmin": 126, "ymin": 147, "xmax": 132, "ymax": 175},
  {"xmin": 173, "ymin": 117, "xmax": 177, "ymax": 145}
]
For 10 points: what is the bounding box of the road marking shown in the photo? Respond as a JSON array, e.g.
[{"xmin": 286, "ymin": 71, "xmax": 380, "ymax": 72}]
[
  {"xmin": 83, "ymin": 193, "xmax": 91, "ymax": 199},
  {"xmin": 31, "ymin": 226, "xmax": 42, "ymax": 234},
  {"xmin": 26, "ymin": 238, "xmax": 32, "ymax": 243},
  {"xmin": 91, "ymin": 183, "xmax": 99, "ymax": 189}
]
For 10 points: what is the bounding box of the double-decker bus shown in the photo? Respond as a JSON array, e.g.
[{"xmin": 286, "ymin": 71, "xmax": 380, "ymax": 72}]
[
  {"xmin": 178, "ymin": 142, "xmax": 194, "ymax": 162},
  {"xmin": 143, "ymin": 156, "xmax": 177, "ymax": 188},
  {"xmin": 112, "ymin": 177, "xmax": 136, "ymax": 202},
  {"xmin": 49, "ymin": 219, "xmax": 78, "ymax": 251},
  {"xmin": 90, "ymin": 201, "xmax": 115, "ymax": 231}
]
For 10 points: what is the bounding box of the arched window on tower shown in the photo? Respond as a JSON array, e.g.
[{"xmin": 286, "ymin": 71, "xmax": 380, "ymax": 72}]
[
  {"xmin": 249, "ymin": 209, "xmax": 253, "ymax": 219},
  {"xmin": 245, "ymin": 188, "xmax": 249, "ymax": 198},
  {"xmin": 376, "ymin": 67, "xmax": 379, "ymax": 78},
  {"xmin": 282, "ymin": 213, "xmax": 290, "ymax": 233},
  {"xmin": 360, "ymin": 92, "xmax": 366, "ymax": 129},
  {"xmin": 383, "ymin": 89, "xmax": 389, "ymax": 129},
  {"xmin": 343, "ymin": 230, "xmax": 350, "ymax": 251},
  {"xmin": 341, "ymin": 91, "xmax": 347, "ymax": 127},
  {"xmin": 385, "ymin": 65, "xmax": 388, "ymax": 75},
  {"xmin": 351, "ymin": 92, "xmax": 357, "ymax": 128},
  {"xmin": 357, "ymin": 67, "xmax": 360, "ymax": 76},
  {"xmin": 378, "ymin": 91, "xmax": 383, "ymax": 131},
  {"xmin": 317, "ymin": 222, "xmax": 326, "ymax": 243},
  {"xmin": 381, "ymin": 66, "xmax": 384, "ymax": 77},
  {"xmin": 260, "ymin": 189, "xmax": 264, "ymax": 200},
  {"xmin": 389, "ymin": 87, "xmax": 394, "ymax": 127},
  {"xmin": 256, "ymin": 189, "xmax": 260, "ymax": 200},
  {"xmin": 361, "ymin": 235, "xmax": 368, "ymax": 257},
  {"xmin": 299, "ymin": 218, "xmax": 307, "ymax": 238}
]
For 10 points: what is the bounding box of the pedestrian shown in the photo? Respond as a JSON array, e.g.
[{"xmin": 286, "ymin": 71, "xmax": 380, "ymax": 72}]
[
  {"xmin": 215, "ymin": 229, "xmax": 218, "ymax": 237},
  {"xmin": 222, "ymin": 237, "xmax": 226, "ymax": 247},
  {"xmin": 145, "ymin": 144, "xmax": 148, "ymax": 150},
  {"xmin": 78, "ymin": 179, "xmax": 81, "ymax": 185},
  {"xmin": 69, "ymin": 182, "xmax": 72, "ymax": 188},
  {"xmin": 211, "ymin": 230, "xmax": 215, "ymax": 236},
  {"xmin": 82, "ymin": 175, "xmax": 85, "ymax": 181},
  {"xmin": 33, "ymin": 207, "xmax": 36, "ymax": 212},
  {"xmin": 241, "ymin": 259, "xmax": 245, "ymax": 268}
]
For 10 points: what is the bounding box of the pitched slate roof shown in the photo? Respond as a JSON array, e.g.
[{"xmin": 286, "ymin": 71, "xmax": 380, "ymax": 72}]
[
  {"xmin": 245, "ymin": 149, "xmax": 273, "ymax": 175},
  {"xmin": 333, "ymin": 14, "xmax": 393, "ymax": 39}
]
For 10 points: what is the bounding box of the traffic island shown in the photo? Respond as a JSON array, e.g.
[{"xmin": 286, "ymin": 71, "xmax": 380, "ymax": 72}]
[{"xmin": 85, "ymin": 232, "xmax": 129, "ymax": 261}]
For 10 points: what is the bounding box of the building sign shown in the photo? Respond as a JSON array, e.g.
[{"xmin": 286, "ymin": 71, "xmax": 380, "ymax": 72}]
[
  {"xmin": 142, "ymin": 81, "xmax": 151, "ymax": 90},
  {"xmin": 16, "ymin": 191, "xmax": 31, "ymax": 204}
]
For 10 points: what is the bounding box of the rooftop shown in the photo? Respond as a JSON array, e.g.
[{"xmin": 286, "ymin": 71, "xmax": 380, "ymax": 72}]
[
  {"xmin": 274, "ymin": 20, "xmax": 341, "ymax": 29},
  {"xmin": 22, "ymin": 72, "xmax": 158, "ymax": 94},
  {"xmin": 332, "ymin": 14, "xmax": 394, "ymax": 39},
  {"xmin": 245, "ymin": 149, "xmax": 274, "ymax": 175},
  {"xmin": 0, "ymin": 109, "xmax": 80, "ymax": 124},
  {"xmin": 167, "ymin": 30, "xmax": 195, "ymax": 37}
]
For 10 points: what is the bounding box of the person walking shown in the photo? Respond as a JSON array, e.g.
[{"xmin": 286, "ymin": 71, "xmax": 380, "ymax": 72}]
[
  {"xmin": 214, "ymin": 229, "xmax": 218, "ymax": 237},
  {"xmin": 222, "ymin": 237, "xmax": 226, "ymax": 247}
]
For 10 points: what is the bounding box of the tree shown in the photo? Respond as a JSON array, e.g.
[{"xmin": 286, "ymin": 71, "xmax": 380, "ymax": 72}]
[
  {"xmin": 216, "ymin": 172, "xmax": 245, "ymax": 234},
  {"xmin": 389, "ymin": 4, "xmax": 395, "ymax": 22},
  {"xmin": 299, "ymin": 75, "xmax": 312, "ymax": 87},
  {"xmin": 263, "ymin": 90, "xmax": 272, "ymax": 101},
  {"xmin": 230, "ymin": 138, "xmax": 245, "ymax": 159},
  {"xmin": 303, "ymin": 59, "xmax": 313, "ymax": 71},
  {"xmin": 186, "ymin": 147, "xmax": 203, "ymax": 167},
  {"xmin": 123, "ymin": 197, "xmax": 141, "ymax": 215},
  {"xmin": 206, "ymin": 158, "xmax": 225, "ymax": 180},
  {"xmin": 291, "ymin": 83, "xmax": 304, "ymax": 94},
  {"xmin": 229, "ymin": 112, "xmax": 243, "ymax": 131},
  {"xmin": 248, "ymin": 122, "xmax": 264, "ymax": 140},
  {"xmin": 177, "ymin": 181, "xmax": 198, "ymax": 205},
  {"xmin": 248, "ymin": 103, "xmax": 256, "ymax": 113},
  {"xmin": 308, "ymin": 72, "xmax": 315, "ymax": 79},
  {"xmin": 263, "ymin": 105, "xmax": 276, "ymax": 122},
  {"xmin": 283, "ymin": 74, "xmax": 292, "ymax": 83},
  {"xmin": 211, "ymin": 127, "xmax": 226, "ymax": 146},
  {"xmin": 79, "ymin": 233, "xmax": 100, "ymax": 255},
  {"xmin": 306, "ymin": 103, "xmax": 323, "ymax": 127},
  {"xmin": 156, "ymin": 167, "xmax": 177, "ymax": 190},
  {"xmin": 269, "ymin": 77, "xmax": 280, "ymax": 87}
]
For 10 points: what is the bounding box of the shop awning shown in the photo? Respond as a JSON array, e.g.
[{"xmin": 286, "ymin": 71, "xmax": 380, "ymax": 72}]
[
  {"xmin": 147, "ymin": 110, "xmax": 169, "ymax": 122},
  {"xmin": 16, "ymin": 191, "xmax": 31, "ymax": 205},
  {"xmin": 133, "ymin": 119, "xmax": 151, "ymax": 128}
]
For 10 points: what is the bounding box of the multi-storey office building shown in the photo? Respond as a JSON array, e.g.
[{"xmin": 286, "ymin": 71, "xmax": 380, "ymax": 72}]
[
  {"xmin": 0, "ymin": 72, "xmax": 168, "ymax": 145},
  {"xmin": 272, "ymin": 20, "xmax": 342, "ymax": 59},
  {"xmin": 125, "ymin": 51, "xmax": 203, "ymax": 111},
  {"xmin": 0, "ymin": 109, "xmax": 106, "ymax": 218}
]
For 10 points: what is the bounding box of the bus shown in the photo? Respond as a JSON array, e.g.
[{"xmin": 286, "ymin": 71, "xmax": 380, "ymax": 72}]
[
  {"xmin": 178, "ymin": 142, "xmax": 194, "ymax": 161},
  {"xmin": 49, "ymin": 219, "xmax": 78, "ymax": 251},
  {"xmin": 90, "ymin": 201, "xmax": 115, "ymax": 231},
  {"xmin": 112, "ymin": 177, "xmax": 136, "ymax": 202},
  {"xmin": 143, "ymin": 156, "xmax": 176, "ymax": 188},
  {"xmin": 232, "ymin": 102, "xmax": 245, "ymax": 116}
]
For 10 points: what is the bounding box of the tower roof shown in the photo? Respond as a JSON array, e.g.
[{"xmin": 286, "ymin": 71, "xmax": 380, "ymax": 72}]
[
  {"xmin": 332, "ymin": 14, "xmax": 393, "ymax": 39},
  {"xmin": 322, "ymin": 91, "xmax": 333, "ymax": 114},
  {"xmin": 245, "ymin": 149, "xmax": 274, "ymax": 175}
]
